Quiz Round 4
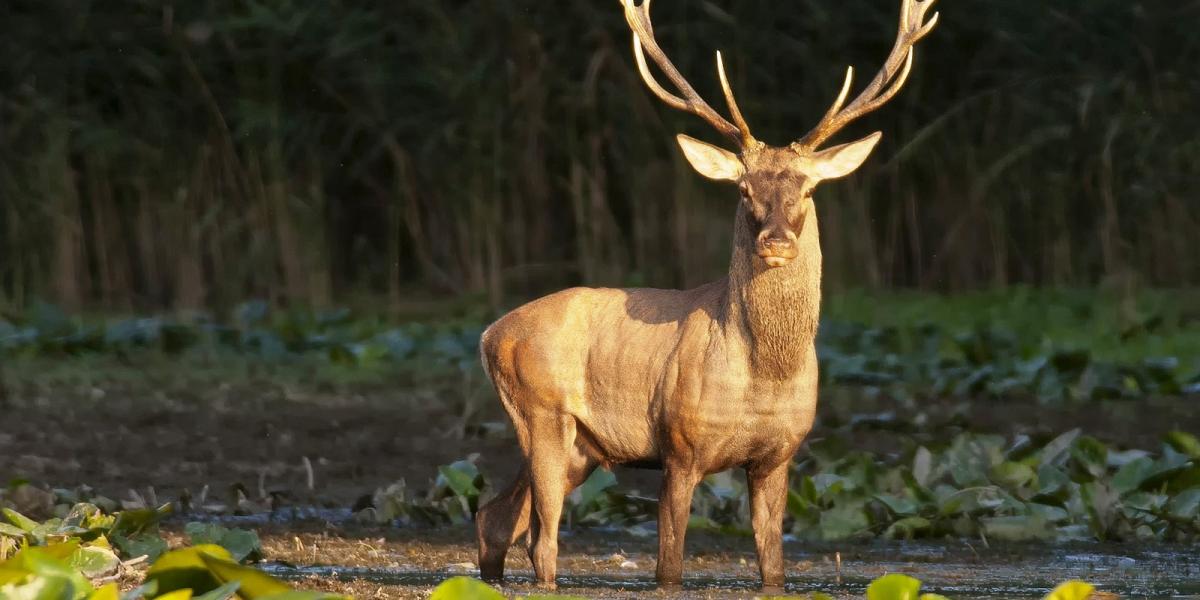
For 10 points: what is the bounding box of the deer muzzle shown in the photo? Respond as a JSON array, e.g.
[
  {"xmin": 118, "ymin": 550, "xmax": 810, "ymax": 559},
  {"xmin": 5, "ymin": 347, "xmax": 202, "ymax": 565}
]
[{"xmin": 756, "ymin": 233, "xmax": 799, "ymax": 268}]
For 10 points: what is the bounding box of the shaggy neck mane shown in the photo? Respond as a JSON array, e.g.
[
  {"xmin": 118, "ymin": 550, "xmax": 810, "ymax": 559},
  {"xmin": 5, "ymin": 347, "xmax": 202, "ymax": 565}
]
[{"xmin": 723, "ymin": 203, "xmax": 822, "ymax": 380}]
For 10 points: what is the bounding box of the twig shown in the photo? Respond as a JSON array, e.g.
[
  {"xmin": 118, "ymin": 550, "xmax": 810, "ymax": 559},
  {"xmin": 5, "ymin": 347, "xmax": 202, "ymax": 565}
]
[{"xmin": 302, "ymin": 456, "xmax": 315, "ymax": 491}]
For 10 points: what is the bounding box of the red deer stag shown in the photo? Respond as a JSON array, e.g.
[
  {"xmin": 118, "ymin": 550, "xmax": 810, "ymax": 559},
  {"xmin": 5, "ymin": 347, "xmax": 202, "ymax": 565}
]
[{"xmin": 476, "ymin": 0, "xmax": 938, "ymax": 589}]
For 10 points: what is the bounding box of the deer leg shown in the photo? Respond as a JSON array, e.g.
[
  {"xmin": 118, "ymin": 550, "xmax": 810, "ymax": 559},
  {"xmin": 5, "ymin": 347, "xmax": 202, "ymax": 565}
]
[
  {"xmin": 656, "ymin": 462, "xmax": 700, "ymax": 587},
  {"xmin": 476, "ymin": 464, "xmax": 531, "ymax": 582},
  {"xmin": 527, "ymin": 413, "xmax": 577, "ymax": 588},
  {"xmin": 748, "ymin": 460, "xmax": 790, "ymax": 591}
]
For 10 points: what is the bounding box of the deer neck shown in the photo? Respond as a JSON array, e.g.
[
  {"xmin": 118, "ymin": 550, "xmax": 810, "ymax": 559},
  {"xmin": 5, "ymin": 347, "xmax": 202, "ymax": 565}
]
[{"xmin": 724, "ymin": 202, "xmax": 822, "ymax": 380}]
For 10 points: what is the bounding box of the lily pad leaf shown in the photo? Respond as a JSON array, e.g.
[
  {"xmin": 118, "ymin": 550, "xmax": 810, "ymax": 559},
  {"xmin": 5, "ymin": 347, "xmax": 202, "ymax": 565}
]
[
  {"xmin": 69, "ymin": 544, "xmax": 120, "ymax": 578},
  {"xmin": 429, "ymin": 576, "xmax": 504, "ymax": 600},
  {"xmin": 866, "ymin": 573, "xmax": 922, "ymax": 600},
  {"xmin": 1042, "ymin": 580, "xmax": 1096, "ymax": 600},
  {"xmin": 199, "ymin": 552, "xmax": 291, "ymax": 599}
]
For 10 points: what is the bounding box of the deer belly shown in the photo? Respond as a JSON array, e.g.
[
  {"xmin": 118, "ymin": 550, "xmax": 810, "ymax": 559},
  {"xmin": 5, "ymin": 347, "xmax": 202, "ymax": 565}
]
[{"xmin": 574, "ymin": 396, "xmax": 658, "ymax": 465}]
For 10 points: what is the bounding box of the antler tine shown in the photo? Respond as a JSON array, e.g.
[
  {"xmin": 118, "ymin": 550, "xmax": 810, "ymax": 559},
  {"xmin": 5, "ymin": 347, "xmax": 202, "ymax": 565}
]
[
  {"xmin": 795, "ymin": 0, "xmax": 939, "ymax": 152},
  {"xmin": 622, "ymin": 0, "xmax": 750, "ymax": 148},
  {"xmin": 717, "ymin": 51, "xmax": 755, "ymax": 147}
]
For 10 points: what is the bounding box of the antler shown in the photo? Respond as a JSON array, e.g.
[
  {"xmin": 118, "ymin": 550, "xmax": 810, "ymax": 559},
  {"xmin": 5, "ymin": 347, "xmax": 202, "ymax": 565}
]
[
  {"xmin": 793, "ymin": 0, "xmax": 939, "ymax": 152},
  {"xmin": 622, "ymin": 0, "xmax": 756, "ymax": 149}
]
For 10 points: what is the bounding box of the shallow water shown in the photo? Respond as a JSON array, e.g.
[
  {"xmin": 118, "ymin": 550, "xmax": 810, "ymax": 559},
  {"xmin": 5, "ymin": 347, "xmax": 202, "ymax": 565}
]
[{"xmin": 261, "ymin": 543, "xmax": 1200, "ymax": 599}]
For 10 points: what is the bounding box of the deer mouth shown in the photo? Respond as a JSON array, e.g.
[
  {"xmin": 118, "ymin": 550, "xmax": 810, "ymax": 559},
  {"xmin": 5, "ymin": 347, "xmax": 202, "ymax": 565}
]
[{"xmin": 757, "ymin": 250, "xmax": 798, "ymax": 268}]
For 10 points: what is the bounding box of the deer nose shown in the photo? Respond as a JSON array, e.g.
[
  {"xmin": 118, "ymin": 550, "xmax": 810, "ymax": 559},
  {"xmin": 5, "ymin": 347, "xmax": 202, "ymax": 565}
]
[
  {"xmin": 757, "ymin": 230, "xmax": 796, "ymax": 252},
  {"xmin": 762, "ymin": 236, "xmax": 793, "ymax": 251}
]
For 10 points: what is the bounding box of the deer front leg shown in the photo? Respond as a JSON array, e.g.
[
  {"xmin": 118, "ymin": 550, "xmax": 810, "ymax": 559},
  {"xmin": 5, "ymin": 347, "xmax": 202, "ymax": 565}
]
[
  {"xmin": 748, "ymin": 460, "xmax": 790, "ymax": 591},
  {"xmin": 656, "ymin": 463, "xmax": 700, "ymax": 587}
]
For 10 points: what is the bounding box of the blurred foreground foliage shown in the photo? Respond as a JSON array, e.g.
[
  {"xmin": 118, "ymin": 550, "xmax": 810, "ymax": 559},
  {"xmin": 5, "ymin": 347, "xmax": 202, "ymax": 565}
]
[{"xmin": 0, "ymin": 499, "xmax": 343, "ymax": 600}]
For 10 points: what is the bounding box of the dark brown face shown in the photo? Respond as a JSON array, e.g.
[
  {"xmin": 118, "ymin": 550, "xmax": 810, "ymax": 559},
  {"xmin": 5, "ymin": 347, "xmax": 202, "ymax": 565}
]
[{"xmin": 738, "ymin": 169, "xmax": 815, "ymax": 268}]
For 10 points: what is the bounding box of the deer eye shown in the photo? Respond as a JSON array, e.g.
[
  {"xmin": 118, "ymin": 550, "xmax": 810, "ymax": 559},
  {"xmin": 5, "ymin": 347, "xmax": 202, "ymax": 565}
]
[{"xmin": 738, "ymin": 181, "xmax": 752, "ymax": 202}]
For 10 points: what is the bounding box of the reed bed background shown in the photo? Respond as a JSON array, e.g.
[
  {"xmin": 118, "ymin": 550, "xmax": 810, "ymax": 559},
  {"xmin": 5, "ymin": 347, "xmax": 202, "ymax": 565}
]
[{"xmin": 1, "ymin": 0, "xmax": 1196, "ymax": 315}]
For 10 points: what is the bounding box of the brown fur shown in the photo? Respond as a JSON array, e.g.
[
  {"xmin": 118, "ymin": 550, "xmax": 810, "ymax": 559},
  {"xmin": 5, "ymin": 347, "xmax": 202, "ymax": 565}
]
[
  {"xmin": 477, "ymin": 0, "xmax": 937, "ymax": 589},
  {"xmin": 476, "ymin": 147, "xmax": 827, "ymax": 590}
]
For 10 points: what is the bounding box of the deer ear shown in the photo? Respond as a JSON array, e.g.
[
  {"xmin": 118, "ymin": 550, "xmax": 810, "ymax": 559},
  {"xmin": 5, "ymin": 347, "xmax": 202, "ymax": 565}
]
[
  {"xmin": 808, "ymin": 131, "xmax": 882, "ymax": 180},
  {"xmin": 676, "ymin": 134, "xmax": 744, "ymax": 181}
]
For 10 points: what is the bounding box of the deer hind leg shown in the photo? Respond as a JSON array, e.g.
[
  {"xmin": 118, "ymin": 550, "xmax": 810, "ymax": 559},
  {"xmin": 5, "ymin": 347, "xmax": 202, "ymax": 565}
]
[
  {"xmin": 524, "ymin": 411, "xmax": 589, "ymax": 589},
  {"xmin": 477, "ymin": 442, "xmax": 597, "ymax": 584},
  {"xmin": 477, "ymin": 463, "xmax": 532, "ymax": 582}
]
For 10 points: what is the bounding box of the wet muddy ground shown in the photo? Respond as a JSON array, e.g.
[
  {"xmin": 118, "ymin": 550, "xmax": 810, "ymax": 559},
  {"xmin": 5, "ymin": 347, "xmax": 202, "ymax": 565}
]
[
  {"xmin": 5, "ymin": 367, "xmax": 1195, "ymax": 508},
  {"xmin": 243, "ymin": 523, "xmax": 1198, "ymax": 599}
]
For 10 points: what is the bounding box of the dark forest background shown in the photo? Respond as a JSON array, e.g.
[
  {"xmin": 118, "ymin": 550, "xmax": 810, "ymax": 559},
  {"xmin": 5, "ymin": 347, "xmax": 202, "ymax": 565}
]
[{"xmin": 1, "ymin": 0, "xmax": 1197, "ymax": 315}]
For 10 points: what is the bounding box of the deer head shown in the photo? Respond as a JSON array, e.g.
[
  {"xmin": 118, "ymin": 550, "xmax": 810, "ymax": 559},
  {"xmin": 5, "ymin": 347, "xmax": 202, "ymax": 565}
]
[{"xmin": 622, "ymin": 0, "xmax": 939, "ymax": 268}]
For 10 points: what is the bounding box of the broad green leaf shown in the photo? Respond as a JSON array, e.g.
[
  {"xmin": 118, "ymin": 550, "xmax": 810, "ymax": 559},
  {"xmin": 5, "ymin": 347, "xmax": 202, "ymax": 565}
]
[
  {"xmin": 155, "ymin": 591, "xmax": 195, "ymax": 600},
  {"xmin": 110, "ymin": 504, "xmax": 172, "ymax": 539},
  {"xmin": 1042, "ymin": 580, "xmax": 1095, "ymax": 600},
  {"xmin": 572, "ymin": 468, "xmax": 616, "ymax": 511},
  {"xmin": 1068, "ymin": 436, "xmax": 1108, "ymax": 481},
  {"xmin": 991, "ymin": 461, "xmax": 1036, "ymax": 490},
  {"xmin": 884, "ymin": 517, "xmax": 931, "ymax": 540},
  {"xmin": 68, "ymin": 545, "xmax": 120, "ymax": 578},
  {"xmin": 1113, "ymin": 452, "xmax": 1191, "ymax": 495},
  {"xmin": 2, "ymin": 509, "xmax": 39, "ymax": 533},
  {"xmin": 866, "ymin": 573, "xmax": 922, "ymax": 600},
  {"xmin": 118, "ymin": 581, "xmax": 159, "ymax": 600},
  {"xmin": 938, "ymin": 486, "xmax": 1015, "ymax": 516},
  {"xmin": 873, "ymin": 494, "xmax": 918, "ymax": 516},
  {"xmin": 192, "ymin": 581, "xmax": 241, "ymax": 600},
  {"xmin": 184, "ymin": 523, "xmax": 262, "ymax": 563},
  {"xmin": 1027, "ymin": 503, "xmax": 1069, "ymax": 523},
  {"xmin": 0, "ymin": 523, "xmax": 27, "ymax": 538},
  {"xmin": 818, "ymin": 505, "xmax": 869, "ymax": 541},
  {"xmin": 1034, "ymin": 464, "xmax": 1071, "ymax": 505},
  {"xmin": 89, "ymin": 583, "xmax": 120, "ymax": 600},
  {"xmin": 1167, "ymin": 488, "xmax": 1200, "ymax": 520},
  {"xmin": 919, "ymin": 595, "xmax": 951, "ymax": 600},
  {"xmin": 437, "ymin": 461, "xmax": 481, "ymax": 500},
  {"xmin": 981, "ymin": 515, "xmax": 1053, "ymax": 541},
  {"xmin": 0, "ymin": 544, "xmax": 91, "ymax": 598},
  {"xmin": 1039, "ymin": 429, "xmax": 1081, "ymax": 468},
  {"xmin": 429, "ymin": 576, "xmax": 504, "ymax": 600},
  {"xmin": 1166, "ymin": 431, "xmax": 1200, "ymax": 459},
  {"xmin": 198, "ymin": 553, "xmax": 291, "ymax": 599},
  {"xmin": 1111, "ymin": 457, "xmax": 1154, "ymax": 495},
  {"xmin": 0, "ymin": 574, "xmax": 76, "ymax": 600},
  {"xmin": 145, "ymin": 545, "xmax": 234, "ymax": 596},
  {"xmin": 111, "ymin": 533, "xmax": 168, "ymax": 563}
]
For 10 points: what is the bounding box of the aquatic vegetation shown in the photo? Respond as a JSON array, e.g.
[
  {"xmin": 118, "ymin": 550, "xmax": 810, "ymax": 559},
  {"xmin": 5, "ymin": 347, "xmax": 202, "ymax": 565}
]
[
  {"xmin": 0, "ymin": 504, "xmax": 343, "ymax": 600},
  {"xmin": 3, "ymin": 291, "xmax": 1198, "ymax": 401},
  {"xmin": 344, "ymin": 429, "xmax": 1200, "ymax": 544}
]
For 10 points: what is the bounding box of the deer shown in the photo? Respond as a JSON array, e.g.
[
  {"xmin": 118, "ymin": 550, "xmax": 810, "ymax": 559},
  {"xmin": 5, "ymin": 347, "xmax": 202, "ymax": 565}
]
[{"xmin": 475, "ymin": 0, "xmax": 938, "ymax": 590}]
